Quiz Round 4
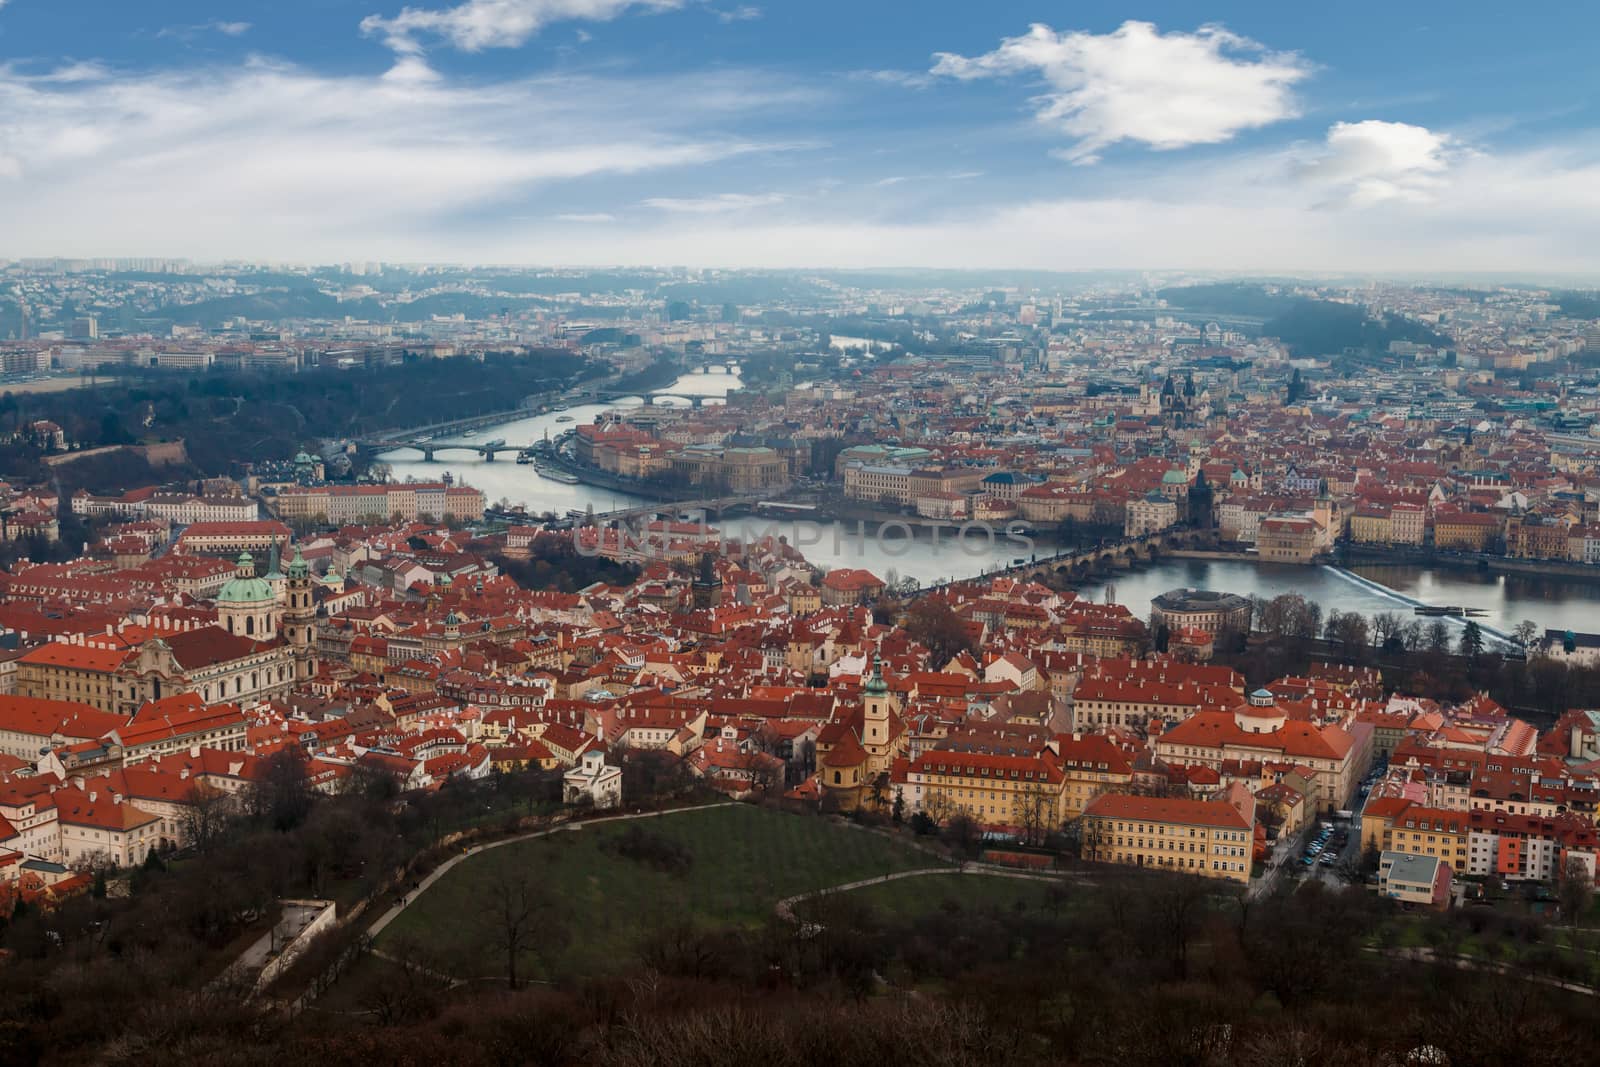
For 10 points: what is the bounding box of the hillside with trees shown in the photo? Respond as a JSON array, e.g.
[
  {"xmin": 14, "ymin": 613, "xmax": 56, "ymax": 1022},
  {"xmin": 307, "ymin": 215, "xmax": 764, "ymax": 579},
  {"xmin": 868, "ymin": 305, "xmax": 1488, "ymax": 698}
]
[{"xmin": 0, "ymin": 351, "xmax": 593, "ymax": 481}]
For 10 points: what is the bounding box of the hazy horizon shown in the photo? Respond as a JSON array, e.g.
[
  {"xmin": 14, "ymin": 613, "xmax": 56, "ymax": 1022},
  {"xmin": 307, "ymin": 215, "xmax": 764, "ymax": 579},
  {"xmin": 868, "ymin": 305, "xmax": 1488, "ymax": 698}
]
[{"xmin": 2, "ymin": 2, "xmax": 1597, "ymax": 273}]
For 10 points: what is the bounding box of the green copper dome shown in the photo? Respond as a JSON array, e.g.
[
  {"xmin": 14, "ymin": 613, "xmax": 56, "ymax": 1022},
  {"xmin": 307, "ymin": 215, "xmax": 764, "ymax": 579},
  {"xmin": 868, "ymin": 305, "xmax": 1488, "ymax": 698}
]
[
  {"xmin": 864, "ymin": 653, "xmax": 888, "ymax": 696},
  {"xmin": 217, "ymin": 552, "xmax": 274, "ymax": 604},
  {"xmin": 287, "ymin": 546, "xmax": 310, "ymax": 580}
]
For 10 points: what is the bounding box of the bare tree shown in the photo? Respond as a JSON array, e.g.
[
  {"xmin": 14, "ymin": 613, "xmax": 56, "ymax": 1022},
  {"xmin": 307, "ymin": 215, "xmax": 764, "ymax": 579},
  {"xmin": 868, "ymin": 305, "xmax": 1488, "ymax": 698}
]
[
  {"xmin": 179, "ymin": 781, "xmax": 234, "ymax": 855},
  {"xmin": 1149, "ymin": 874, "xmax": 1211, "ymax": 979},
  {"xmin": 362, "ymin": 935, "xmax": 448, "ymax": 1025},
  {"xmin": 921, "ymin": 788, "xmax": 955, "ymax": 828},
  {"xmin": 1559, "ymin": 856, "xmax": 1594, "ymax": 925},
  {"xmin": 1016, "ymin": 783, "xmax": 1056, "ymax": 848},
  {"xmin": 1401, "ymin": 619, "xmax": 1426, "ymax": 652},
  {"xmin": 1426, "ymin": 619, "xmax": 1453, "ymax": 653},
  {"xmin": 1371, "ymin": 611, "xmax": 1405, "ymax": 649},
  {"xmin": 1513, "ymin": 619, "xmax": 1541, "ymax": 650},
  {"xmin": 1330, "ymin": 612, "xmax": 1370, "ymax": 658},
  {"xmin": 482, "ymin": 867, "xmax": 545, "ymax": 990},
  {"xmin": 736, "ymin": 750, "xmax": 782, "ymax": 796}
]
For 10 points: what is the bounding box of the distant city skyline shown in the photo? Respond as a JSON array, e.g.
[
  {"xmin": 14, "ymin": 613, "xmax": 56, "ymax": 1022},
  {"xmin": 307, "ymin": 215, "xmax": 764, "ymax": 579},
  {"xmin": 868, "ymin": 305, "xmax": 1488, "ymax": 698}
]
[{"xmin": 1, "ymin": 2, "xmax": 1597, "ymax": 273}]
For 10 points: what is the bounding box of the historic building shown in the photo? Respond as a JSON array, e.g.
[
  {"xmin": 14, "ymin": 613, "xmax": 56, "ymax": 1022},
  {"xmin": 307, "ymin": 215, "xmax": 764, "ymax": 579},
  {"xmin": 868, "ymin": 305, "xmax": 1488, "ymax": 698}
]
[{"xmin": 815, "ymin": 656, "xmax": 908, "ymax": 809}]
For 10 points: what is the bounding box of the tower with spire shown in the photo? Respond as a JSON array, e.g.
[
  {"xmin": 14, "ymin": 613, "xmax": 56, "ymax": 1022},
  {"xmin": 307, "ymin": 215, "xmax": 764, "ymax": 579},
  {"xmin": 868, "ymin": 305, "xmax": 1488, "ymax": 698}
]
[
  {"xmin": 813, "ymin": 649, "xmax": 907, "ymax": 810},
  {"xmin": 862, "ymin": 652, "xmax": 892, "ymax": 749},
  {"xmin": 284, "ymin": 546, "xmax": 317, "ymax": 681}
]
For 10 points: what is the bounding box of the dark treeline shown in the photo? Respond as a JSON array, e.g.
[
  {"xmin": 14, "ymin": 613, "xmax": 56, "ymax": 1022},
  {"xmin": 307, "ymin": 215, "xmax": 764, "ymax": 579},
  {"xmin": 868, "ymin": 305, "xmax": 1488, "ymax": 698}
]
[
  {"xmin": 490, "ymin": 535, "xmax": 641, "ymax": 593},
  {"xmin": 20, "ymin": 860, "xmax": 1600, "ymax": 1066},
  {"xmin": 0, "ymin": 351, "xmax": 592, "ymax": 481},
  {"xmin": 1211, "ymin": 592, "xmax": 1600, "ymax": 716},
  {"xmin": 0, "ymin": 746, "xmax": 714, "ymax": 1064},
  {"xmin": 3, "ymin": 725, "xmax": 1596, "ymax": 1065},
  {"xmin": 1157, "ymin": 282, "xmax": 1450, "ymax": 356}
]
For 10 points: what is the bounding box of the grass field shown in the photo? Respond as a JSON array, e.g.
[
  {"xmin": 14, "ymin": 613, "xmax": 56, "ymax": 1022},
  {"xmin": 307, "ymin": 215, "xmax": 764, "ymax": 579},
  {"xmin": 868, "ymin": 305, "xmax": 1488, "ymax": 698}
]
[
  {"xmin": 813, "ymin": 872, "xmax": 1065, "ymax": 919},
  {"xmin": 376, "ymin": 804, "xmax": 946, "ymax": 980},
  {"xmin": 0, "ymin": 377, "xmax": 94, "ymax": 395}
]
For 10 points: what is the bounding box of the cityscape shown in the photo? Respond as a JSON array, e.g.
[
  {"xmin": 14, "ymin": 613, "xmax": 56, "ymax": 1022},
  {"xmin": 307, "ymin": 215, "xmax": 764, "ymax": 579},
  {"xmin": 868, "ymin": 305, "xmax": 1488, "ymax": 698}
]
[{"xmin": 2, "ymin": 1, "xmax": 1600, "ymax": 1064}]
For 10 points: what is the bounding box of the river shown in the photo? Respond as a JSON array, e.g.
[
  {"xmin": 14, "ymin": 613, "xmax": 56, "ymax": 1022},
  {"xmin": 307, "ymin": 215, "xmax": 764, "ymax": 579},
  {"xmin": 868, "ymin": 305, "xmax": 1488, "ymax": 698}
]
[
  {"xmin": 1075, "ymin": 559, "xmax": 1600, "ymax": 640},
  {"xmin": 382, "ymin": 372, "xmax": 1600, "ymax": 636}
]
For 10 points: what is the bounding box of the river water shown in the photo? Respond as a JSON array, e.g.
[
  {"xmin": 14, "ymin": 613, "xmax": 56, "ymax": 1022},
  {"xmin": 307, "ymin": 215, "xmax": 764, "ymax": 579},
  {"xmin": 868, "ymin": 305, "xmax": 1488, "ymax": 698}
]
[{"xmin": 383, "ymin": 371, "xmax": 1600, "ymax": 636}]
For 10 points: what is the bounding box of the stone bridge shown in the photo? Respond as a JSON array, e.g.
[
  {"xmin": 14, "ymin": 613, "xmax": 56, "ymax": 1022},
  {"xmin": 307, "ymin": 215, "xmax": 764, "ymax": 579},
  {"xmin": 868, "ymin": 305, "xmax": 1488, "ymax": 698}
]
[{"xmin": 923, "ymin": 527, "xmax": 1210, "ymax": 592}]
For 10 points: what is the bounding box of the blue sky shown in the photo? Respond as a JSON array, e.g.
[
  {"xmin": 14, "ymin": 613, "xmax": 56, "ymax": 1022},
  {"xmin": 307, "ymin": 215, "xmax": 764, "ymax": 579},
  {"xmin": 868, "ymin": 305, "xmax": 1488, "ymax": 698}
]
[{"xmin": 1, "ymin": 1, "xmax": 1597, "ymax": 272}]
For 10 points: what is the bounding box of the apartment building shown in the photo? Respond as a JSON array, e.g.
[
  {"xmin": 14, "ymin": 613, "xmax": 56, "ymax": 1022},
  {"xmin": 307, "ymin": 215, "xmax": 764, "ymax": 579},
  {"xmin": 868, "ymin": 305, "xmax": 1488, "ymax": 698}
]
[{"xmin": 1081, "ymin": 790, "xmax": 1256, "ymax": 884}]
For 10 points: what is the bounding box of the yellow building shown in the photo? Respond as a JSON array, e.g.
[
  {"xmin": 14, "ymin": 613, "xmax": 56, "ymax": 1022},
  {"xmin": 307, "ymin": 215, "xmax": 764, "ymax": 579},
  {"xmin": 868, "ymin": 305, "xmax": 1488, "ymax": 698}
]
[
  {"xmin": 1055, "ymin": 733, "xmax": 1136, "ymax": 818},
  {"xmin": 1081, "ymin": 790, "xmax": 1256, "ymax": 884},
  {"xmin": 901, "ymin": 749, "xmax": 1066, "ymax": 830},
  {"xmin": 17, "ymin": 642, "xmax": 127, "ymax": 713},
  {"xmin": 1432, "ymin": 512, "xmax": 1502, "ymax": 552},
  {"xmin": 1366, "ymin": 802, "xmax": 1471, "ymax": 873},
  {"xmin": 1349, "ymin": 508, "xmax": 1393, "ymax": 545},
  {"xmin": 1257, "ymin": 515, "xmax": 1322, "ymax": 563}
]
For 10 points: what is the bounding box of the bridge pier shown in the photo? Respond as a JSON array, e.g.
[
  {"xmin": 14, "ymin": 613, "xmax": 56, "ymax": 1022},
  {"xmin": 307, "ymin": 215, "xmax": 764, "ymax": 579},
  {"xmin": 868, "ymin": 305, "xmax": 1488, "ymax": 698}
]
[{"xmin": 421, "ymin": 448, "xmax": 435, "ymax": 462}]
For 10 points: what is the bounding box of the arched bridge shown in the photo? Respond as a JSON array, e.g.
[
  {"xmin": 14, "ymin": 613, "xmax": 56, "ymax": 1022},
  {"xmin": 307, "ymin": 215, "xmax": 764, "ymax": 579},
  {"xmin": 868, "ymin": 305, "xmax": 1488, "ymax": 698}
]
[
  {"xmin": 921, "ymin": 528, "xmax": 1212, "ymax": 593},
  {"xmin": 366, "ymin": 437, "xmax": 538, "ymax": 462}
]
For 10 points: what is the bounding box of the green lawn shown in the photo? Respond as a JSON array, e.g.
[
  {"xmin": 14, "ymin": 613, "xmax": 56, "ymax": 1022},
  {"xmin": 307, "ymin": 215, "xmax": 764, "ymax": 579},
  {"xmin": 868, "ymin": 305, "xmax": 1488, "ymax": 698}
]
[
  {"xmin": 376, "ymin": 805, "xmax": 945, "ymax": 980},
  {"xmin": 810, "ymin": 872, "xmax": 1066, "ymax": 919}
]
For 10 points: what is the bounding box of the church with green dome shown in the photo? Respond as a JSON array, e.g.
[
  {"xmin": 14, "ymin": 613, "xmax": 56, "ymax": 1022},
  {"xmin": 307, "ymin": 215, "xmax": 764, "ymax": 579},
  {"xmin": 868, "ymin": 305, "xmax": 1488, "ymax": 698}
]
[{"xmin": 217, "ymin": 552, "xmax": 279, "ymax": 640}]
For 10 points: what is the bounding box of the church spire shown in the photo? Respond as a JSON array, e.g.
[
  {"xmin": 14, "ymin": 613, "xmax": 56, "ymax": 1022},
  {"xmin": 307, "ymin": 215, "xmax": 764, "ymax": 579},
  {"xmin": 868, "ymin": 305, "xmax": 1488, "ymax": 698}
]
[{"xmin": 864, "ymin": 652, "xmax": 887, "ymax": 696}]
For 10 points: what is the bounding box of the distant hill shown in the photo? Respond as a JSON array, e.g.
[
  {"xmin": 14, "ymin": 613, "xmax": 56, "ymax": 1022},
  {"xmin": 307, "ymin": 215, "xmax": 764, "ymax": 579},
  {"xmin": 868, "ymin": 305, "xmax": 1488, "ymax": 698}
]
[
  {"xmin": 1557, "ymin": 291, "xmax": 1600, "ymax": 319},
  {"xmin": 1156, "ymin": 282, "xmax": 1297, "ymax": 320},
  {"xmin": 1262, "ymin": 300, "xmax": 1449, "ymax": 357},
  {"xmin": 1160, "ymin": 282, "xmax": 1450, "ymax": 356}
]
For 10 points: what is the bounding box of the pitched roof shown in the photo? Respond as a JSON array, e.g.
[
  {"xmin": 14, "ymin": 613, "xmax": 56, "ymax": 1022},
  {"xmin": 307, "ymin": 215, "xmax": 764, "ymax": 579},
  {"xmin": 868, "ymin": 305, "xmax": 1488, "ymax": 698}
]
[{"xmin": 1084, "ymin": 792, "xmax": 1252, "ymax": 830}]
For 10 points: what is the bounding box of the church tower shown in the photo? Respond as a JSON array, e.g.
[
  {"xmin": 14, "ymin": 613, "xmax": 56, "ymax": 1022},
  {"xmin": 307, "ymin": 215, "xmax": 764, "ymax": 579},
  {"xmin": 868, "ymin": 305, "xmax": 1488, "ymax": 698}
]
[
  {"xmin": 691, "ymin": 551, "xmax": 723, "ymax": 611},
  {"xmin": 862, "ymin": 653, "xmax": 892, "ymax": 752},
  {"xmin": 284, "ymin": 546, "xmax": 317, "ymax": 681}
]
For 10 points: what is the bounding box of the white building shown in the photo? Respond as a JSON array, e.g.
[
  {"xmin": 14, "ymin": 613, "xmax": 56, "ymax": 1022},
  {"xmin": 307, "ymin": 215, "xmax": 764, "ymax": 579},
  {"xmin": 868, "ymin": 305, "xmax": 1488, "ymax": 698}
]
[{"xmin": 563, "ymin": 749, "xmax": 622, "ymax": 810}]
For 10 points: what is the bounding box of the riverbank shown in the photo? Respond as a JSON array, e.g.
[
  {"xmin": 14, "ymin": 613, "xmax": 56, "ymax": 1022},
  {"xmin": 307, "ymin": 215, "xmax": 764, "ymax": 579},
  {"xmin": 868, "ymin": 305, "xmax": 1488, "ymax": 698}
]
[{"xmin": 1337, "ymin": 543, "xmax": 1600, "ymax": 586}]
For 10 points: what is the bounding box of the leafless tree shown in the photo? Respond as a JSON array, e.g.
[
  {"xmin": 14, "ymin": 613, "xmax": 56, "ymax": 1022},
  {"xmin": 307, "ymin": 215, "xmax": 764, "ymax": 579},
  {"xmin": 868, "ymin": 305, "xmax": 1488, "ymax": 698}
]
[
  {"xmin": 481, "ymin": 867, "xmax": 545, "ymax": 990},
  {"xmin": 1426, "ymin": 619, "xmax": 1453, "ymax": 653},
  {"xmin": 1513, "ymin": 619, "xmax": 1540, "ymax": 650},
  {"xmin": 1559, "ymin": 856, "xmax": 1594, "ymax": 924},
  {"xmin": 362, "ymin": 935, "xmax": 448, "ymax": 1025},
  {"xmin": 1371, "ymin": 611, "xmax": 1406, "ymax": 648},
  {"xmin": 737, "ymin": 751, "xmax": 782, "ymax": 796},
  {"xmin": 1150, "ymin": 874, "xmax": 1211, "ymax": 979},
  {"xmin": 1016, "ymin": 784, "xmax": 1055, "ymax": 848},
  {"xmin": 921, "ymin": 788, "xmax": 955, "ymax": 828},
  {"xmin": 1401, "ymin": 619, "xmax": 1426, "ymax": 652},
  {"xmin": 179, "ymin": 781, "xmax": 234, "ymax": 855}
]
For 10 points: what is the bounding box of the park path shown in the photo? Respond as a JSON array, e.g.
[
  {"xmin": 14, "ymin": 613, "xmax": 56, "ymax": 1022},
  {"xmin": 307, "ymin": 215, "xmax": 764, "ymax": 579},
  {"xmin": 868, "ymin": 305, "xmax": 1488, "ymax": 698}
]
[
  {"xmin": 365, "ymin": 801, "xmax": 734, "ymax": 943},
  {"xmin": 774, "ymin": 861, "xmax": 1080, "ymax": 922},
  {"xmin": 1371, "ymin": 944, "xmax": 1599, "ymax": 997}
]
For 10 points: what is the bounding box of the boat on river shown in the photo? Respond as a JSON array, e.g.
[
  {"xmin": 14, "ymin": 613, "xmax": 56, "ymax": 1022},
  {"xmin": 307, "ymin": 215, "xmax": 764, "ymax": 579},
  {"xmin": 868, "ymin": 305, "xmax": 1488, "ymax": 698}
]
[{"xmin": 533, "ymin": 459, "xmax": 581, "ymax": 484}]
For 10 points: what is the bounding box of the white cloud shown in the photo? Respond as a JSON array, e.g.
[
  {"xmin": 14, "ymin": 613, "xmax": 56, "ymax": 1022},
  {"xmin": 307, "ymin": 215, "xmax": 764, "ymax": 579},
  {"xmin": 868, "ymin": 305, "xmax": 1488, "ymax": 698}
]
[
  {"xmin": 716, "ymin": 5, "xmax": 761, "ymax": 23},
  {"xmin": 848, "ymin": 69, "xmax": 933, "ymax": 90},
  {"xmin": 157, "ymin": 20, "xmax": 253, "ymax": 41},
  {"xmin": 640, "ymin": 191, "xmax": 786, "ymax": 213},
  {"xmin": 435, "ymin": 137, "xmax": 1600, "ymax": 277},
  {"xmin": 361, "ymin": 0, "xmax": 682, "ymax": 55},
  {"xmin": 554, "ymin": 212, "xmax": 618, "ymax": 222},
  {"xmin": 0, "ymin": 59, "xmax": 797, "ymax": 257},
  {"xmin": 933, "ymin": 20, "xmax": 1312, "ymax": 163},
  {"xmin": 1296, "ymin": 120, "xmax": 1455, "ymax": 206}
]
